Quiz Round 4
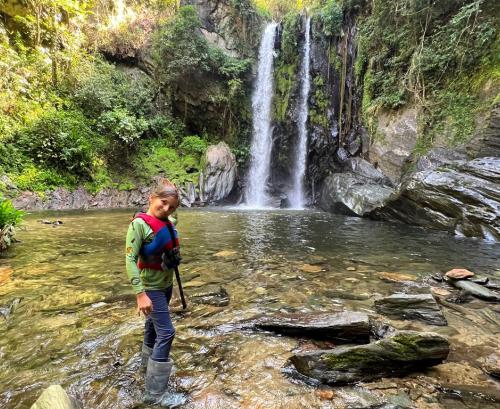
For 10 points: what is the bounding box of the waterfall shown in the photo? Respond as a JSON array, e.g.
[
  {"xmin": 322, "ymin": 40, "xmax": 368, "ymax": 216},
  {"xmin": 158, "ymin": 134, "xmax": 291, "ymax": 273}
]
[
  {"xmin": 244, "ymin": 22, "xmax": 277, "ymax": 208},
  {"xmin": 289, "ymin": 16, "xmax": 311, "ymax": 209}
]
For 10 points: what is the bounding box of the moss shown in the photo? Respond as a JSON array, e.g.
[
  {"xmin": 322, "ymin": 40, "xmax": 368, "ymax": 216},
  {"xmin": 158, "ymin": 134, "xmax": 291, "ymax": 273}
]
[
  {"xmin": 309, "ymin": 75, "xmax": 329, "ymax": 128},
  {"xmin": 274, "ymin": 62, "xmax": 298, "ymax": 122}
]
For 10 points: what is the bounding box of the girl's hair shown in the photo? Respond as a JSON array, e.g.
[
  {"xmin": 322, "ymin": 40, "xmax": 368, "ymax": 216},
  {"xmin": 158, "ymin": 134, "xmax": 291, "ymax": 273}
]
[{"xmin": 151, "ymin": 179, "xmax": 180, "ymax": 202}]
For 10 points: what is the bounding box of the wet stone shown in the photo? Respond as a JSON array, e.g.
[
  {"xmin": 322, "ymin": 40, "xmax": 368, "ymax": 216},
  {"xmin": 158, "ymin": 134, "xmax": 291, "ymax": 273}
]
[
  {"xmin": 30, "ymin": 385, "xmax": 82, "ymax": 409},
  {"xmin": 189, "ymin": 285, "xmax": 230, "ymax": 307},
  {"xmin": 480, "ymin": 353, "xmax": 500, "ymax": 378},
  {"xmin": 254, "ymin": 311, "xmax": 370, "ymax": 343},
  {"xmin": 445, "ymin": 268, "xmax": 475, "ymax": 280},
  {"xmin": 376, "ymin": 272, "xmax": 417, "ymax": 283},
  {"xmin": 450, "ymin": 279, "xmax": 500, "ymax": 301},
  {"xmin": 374, "ymin": 293, "xmax": 448, "ymax": 326},
  {"xmin": 290, "ymin": 330, "xmax": 450, "ymax": 384}
]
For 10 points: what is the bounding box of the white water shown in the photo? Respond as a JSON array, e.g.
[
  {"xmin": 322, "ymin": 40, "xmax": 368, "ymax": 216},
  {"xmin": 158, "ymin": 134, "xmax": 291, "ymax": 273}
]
[
  {"xmin": 289, "ymin": 16, "xmax": 311, "ymax": 209},
  {"xmin": 244, "ymin": 23, "xmax": 277, "ymax": 208}
]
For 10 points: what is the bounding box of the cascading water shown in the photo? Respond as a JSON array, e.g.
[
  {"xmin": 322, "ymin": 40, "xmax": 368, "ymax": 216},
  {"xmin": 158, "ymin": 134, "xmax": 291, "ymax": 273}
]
[
  {"xmin": 289, "ymin": 16, "xmax": 311, "ymax": 209},
  {"xmin": 244, "ymin": 22, "xmax": 277, "ymax": 208}
]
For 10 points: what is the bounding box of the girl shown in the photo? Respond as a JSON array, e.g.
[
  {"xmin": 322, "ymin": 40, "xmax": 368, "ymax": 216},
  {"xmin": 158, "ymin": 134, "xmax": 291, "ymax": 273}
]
[{"xmin": 125, "ymin": 180, "xmax": 180, "ymax": 403}]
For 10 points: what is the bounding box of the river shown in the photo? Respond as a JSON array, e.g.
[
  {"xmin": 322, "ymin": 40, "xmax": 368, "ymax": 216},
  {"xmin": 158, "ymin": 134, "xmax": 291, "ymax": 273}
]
[{"xmin": 1, "ymin": 209, "xmax": 499, "ymax": 408}]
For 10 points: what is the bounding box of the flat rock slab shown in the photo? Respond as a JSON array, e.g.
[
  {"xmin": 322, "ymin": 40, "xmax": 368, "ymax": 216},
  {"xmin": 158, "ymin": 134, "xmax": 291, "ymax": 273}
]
[
  {"xmin": 374, "ymin": 293, "xmax": 448, "ymax": 326},
  {"xmin": 290, "ymin": 330, "xmax": 449, "ymax": 384},
  {"xmin": 254, "ymin": 311, "xmax": 370, "ymax": 343},
  {"xmin": 450, "ymin": 280, "xmax": 500, "ymax": 302}
]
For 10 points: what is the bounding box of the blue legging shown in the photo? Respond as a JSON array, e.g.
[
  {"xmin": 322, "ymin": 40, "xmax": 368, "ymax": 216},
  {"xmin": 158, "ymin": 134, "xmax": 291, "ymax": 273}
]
[{"xmin": 144, "ymin": 286, "xmax": 175, "ymax": 362}]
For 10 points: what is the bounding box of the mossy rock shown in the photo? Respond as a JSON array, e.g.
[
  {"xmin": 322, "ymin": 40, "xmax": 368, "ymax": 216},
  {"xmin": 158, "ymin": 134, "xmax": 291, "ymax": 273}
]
[{"xmin": 290, "ymin": 330, "xmax": 449, "ymax": 384}]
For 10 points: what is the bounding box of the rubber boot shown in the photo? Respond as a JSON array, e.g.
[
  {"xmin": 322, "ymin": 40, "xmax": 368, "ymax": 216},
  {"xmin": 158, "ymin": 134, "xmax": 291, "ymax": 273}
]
[
  {"xmin": 140, "ymin": 344, "xmax": 153, "ymax": 372},
  {"xmin": 143, "ymin": 357, "xmax": 173, "ymax": 404}
]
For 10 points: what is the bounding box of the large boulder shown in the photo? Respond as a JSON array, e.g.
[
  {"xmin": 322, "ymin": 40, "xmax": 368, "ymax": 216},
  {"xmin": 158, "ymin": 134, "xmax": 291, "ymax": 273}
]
[
  {"xmin": 467, "ymin": 104, "xmax": 500, "ymax": 159},
  {"xmin": 377, "ymin": 157, "xmax": 500, "ymax": 241},
  {"xmin": 254, "ymin": 311, "xmax": 370, "ymax": 343},
  {"xmin": 199, "ymin": 142, "xmax": 238, "ymax": 204},
  {"xmin": 374, "ymin": 293, "xmax": 448, "ymax": 326},
  {"xmin": 30, "ymin": 385, "xmax": 82, "ymax": 409},
  {"xmin": 319, "ymin": 171, "xmax": 394, "ymax": 216},
  {"xmin": 290, "ymin": 330, "xmax": 449, "ymax": 384},
  {"xmin": 368, "ymin": 106, "xmax": 419, "ymax": 184}
]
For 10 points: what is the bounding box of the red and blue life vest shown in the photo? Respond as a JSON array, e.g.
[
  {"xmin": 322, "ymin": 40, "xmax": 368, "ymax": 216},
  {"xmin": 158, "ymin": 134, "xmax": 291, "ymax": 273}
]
[{"xmin": 134, "ymin": 213, "xmax": 180, "ymax": 271}]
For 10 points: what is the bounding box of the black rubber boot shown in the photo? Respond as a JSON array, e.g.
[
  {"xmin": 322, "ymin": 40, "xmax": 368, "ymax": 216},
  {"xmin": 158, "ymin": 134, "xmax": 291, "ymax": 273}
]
[
  {"xmin": 140, "ymin": 344, "xmax": 153, "ymax": 372},
  {"xmin": 143, "ymin": 357, "xmax": 173, "ymax": 404}
]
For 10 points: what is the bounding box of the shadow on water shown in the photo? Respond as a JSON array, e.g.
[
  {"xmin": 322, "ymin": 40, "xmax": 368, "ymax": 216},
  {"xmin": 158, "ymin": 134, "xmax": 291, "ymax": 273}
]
[{"xmin": 0, "ymin": 208, "xmax": 499, "ymax": 408}]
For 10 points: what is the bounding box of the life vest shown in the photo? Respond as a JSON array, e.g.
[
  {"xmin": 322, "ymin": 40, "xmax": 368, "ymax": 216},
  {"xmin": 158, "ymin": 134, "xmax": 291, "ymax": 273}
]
[{"xmin": 134, "ymin": 213, "xmax": 180, "ymax": 271}]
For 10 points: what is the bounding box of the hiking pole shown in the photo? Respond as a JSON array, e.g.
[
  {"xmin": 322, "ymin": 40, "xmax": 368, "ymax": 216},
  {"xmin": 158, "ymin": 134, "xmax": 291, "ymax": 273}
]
[{"xmin": 174, "ymin": 266, "xmax": 187, "ymax": 310}]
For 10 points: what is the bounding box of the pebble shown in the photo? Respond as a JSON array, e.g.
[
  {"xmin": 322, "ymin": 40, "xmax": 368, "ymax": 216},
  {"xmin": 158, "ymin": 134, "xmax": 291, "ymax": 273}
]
[
  {"xmin": 346, "ymin": 267, "xmax": 356, "ymax": 271},
  {"xmin": 301, "ymin": 264, "xmax": 322, "ymax": 273},
  {"xmin": 377, "ymin": 271, "xmax": 417, "ymax": 282}
]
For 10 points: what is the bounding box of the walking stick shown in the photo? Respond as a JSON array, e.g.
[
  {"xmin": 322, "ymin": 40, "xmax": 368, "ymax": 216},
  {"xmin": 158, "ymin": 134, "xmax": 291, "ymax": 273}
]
[{"xmin": 174, "ymin": 266, "xmax": 187, "ymax": 310}]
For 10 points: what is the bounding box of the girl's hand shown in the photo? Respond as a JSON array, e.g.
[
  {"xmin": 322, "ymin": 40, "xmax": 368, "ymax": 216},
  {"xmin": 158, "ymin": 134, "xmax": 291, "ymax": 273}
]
[{"xmin": 136, "ymin": 292, "xmax": 153, "ymax": 316}]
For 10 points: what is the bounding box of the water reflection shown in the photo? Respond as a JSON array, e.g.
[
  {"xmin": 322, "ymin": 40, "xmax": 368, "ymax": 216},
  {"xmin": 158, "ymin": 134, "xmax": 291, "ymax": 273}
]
[{"xmin": 0, "ymin": 208, "xmax": 499, "ymax": 408}]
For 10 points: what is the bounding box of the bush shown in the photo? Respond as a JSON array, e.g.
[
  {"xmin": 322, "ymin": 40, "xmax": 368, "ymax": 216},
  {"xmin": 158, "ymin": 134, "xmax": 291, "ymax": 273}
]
[
  {"xmin": 97, "ymin": 108, "xmax": 148, "ymax": 147},
  {"xmin": 16, "ymin": 110, "xmax": 98, "ymax": 178},
  {"xmin": 0, "ymin": 195, "xmax": 23, "ymax": 229},
  {"xmin": 319, "ymin": 0, "xmax": 343, "ymax": 37},
  {"xmin": 74, "ymin": 59, "xmax": 155, "ymax": 119},
  {"xmin": 179, "ymin": 135, "xmax": 208, "ymax": 157}
]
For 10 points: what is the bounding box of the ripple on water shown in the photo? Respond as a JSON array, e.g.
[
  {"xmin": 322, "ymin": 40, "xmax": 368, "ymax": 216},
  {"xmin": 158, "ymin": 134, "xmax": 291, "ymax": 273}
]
[{"xmin": 1, "ymin": 208, "xmax": 499, "ymax": 408}]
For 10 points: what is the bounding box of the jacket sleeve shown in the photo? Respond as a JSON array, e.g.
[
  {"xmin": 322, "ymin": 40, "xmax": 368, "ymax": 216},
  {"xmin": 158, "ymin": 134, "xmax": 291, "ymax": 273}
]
[{"xmin": 125, "ymin": 219, "xmax": 145, "ymax": 294}]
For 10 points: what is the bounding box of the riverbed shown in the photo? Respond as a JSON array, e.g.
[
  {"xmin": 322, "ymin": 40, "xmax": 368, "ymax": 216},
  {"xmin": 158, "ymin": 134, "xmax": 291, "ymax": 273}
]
[{"xmin": 0, "ymin": 208, "xmax": 499, "ymax": 408}]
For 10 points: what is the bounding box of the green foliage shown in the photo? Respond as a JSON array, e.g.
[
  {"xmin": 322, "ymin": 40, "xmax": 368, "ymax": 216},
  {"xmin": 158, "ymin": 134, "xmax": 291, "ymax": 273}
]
[
  {"xmin": 12, "ymin": 165, "xmax": 74, "ymax": 193},
  {"xmin": 153, "ymin": 6, "xmax": 211, "ymax": 83},
  {"xmin": 0, "ymin": 195, "xmax": 23, "ymax": 229},
  {"xmin": 15, "ymin": 109, "xmax": 98, "ymax": 178},
  {"xmin": 74, "ymin": 59, "xmax": 155, "ymax": 119},
  {"xmin": 309, "ymin": 75, "xmax": 329, "ymax": 127},
  {"xmin": 275, "ymin": 63, "xmax": 298, "ymax": 122},
  {"xmin": 179, "ymin": 135, "xmax": 208, "ymax": 157},
  {"xmin": 97, "ymin": 108, "xmax": 148, "ymax": 147},
  {"xmin": 318, "ymin": 0, "xmax": 343, "ymax": 37},
  {"xmin": 136, "ymin": 138, "xmax": 202, "ymax": 185},
  {"xmin": 281, "ymin": 10, "xmax": 302, "ymax": 63}
]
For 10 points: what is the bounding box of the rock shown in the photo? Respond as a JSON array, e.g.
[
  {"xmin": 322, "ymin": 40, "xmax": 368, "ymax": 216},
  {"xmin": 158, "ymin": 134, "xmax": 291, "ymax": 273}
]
[
  {"xmin": 254, "ymin": 311, "xmax": 370, "ymax": 343},
  {"xmin": 319, "ymin": 172, "xmax": 395, "ymax": 216},
  {"xmin": 368, "ymin": 106, "xmax": 419, "ymax": 184},
  {"xmin": 480, "ymin": 353, "xmax": 500, "ymax": 378},
  {"xmin": 346, "ymin": 157, "xmax": 393, "ymax": 186},
  {"xmin": 280, "ymin": 197, "xmax": 292, "ymax": 209},
  {"xmin": 255, "ymin": 287, "xmax": 267, "ymax": 295},
  {"xmin": 200, "ymin": 142, "xmax": 237, "ymax": 204},
  {"xmin": 376, "ymin": 272, "xmax": 417, "ymax": 283},
  {"xmin": 376, "ymin": 157, "xmax": 500, "ymax": 241},
  {"xmin": 301, "ymin": 264, "xmax": 322, "ymax": 273},
  {"xmin": 214, "ymin": 250, "xmax": 237, "ymax": 257},
  {"xmin": 0, "ymin": 266, "xmax": 13, "ymax": 285},
  {"xmin": 316, "ymin": 389, "xmax": 335, "ymax": 400},
  {"xmin": 374, "ymin": 293, "xmax": 447, "ymax": 326},
  {"xmin": 0, "ymin": 297, "xmax": 21, "ymax": 319},
  {"xmin": 183, "ymin": 280, "xmax": 206, "ymax": 288},
  {"xmin": 346, "ymin": 267, "xmax": 356, "ymax": 271},
  {"xmin": 467, "ymin": 104, "xmax": 500, "ymax": 159},
  {"xmin": 450, "ymin": 279, "xmax": 500, "ymax": 301},
  {"xmin": 189, "ymin": 285, "xmax": 230, "ymax": 307},
  {"xmin": 430, "ymin": 287, "xmax": 451, "ymax": 297},
  {"xmin": 290, "ymin": 330, "xmax": 449, "ymax": 384},
  {"xmin": 416, "ymin": 147, "xmax": 467, "ymax": 172},
  {"xmin": 30, "ymin": 385, "xmax": 82, "ymax": 409},
  {"xmin": 445, "ymin": 268, "xmax": 474, "ymax": 280}
]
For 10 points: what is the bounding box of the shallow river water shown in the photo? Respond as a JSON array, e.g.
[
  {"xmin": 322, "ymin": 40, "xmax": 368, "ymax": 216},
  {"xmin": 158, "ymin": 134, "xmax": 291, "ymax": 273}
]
[{"xmin": 0, "ymin": 208, "xmax": 499, "ymax": 409}]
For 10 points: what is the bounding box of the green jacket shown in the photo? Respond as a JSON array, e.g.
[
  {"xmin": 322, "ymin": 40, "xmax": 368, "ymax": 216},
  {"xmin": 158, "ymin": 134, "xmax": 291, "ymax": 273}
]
[{"xmin": 125, "ymin": 214, "xmax": 177, "ymax": 293}]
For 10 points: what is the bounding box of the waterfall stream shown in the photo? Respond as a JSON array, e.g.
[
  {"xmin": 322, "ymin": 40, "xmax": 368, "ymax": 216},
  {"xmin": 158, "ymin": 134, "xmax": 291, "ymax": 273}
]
[
  {"xmin": 289, "ymin": 16, "xmax": 311, "ymax": 209},
  {"xmin": 244, "ymin": 22, "xmax": 277, "ymax": 208}
]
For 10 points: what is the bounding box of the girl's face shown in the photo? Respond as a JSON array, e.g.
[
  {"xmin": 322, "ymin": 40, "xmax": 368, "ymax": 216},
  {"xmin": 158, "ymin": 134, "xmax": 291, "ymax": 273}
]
[{"xmin": 148, "ymin": 195, "xmax": 179, "ymax": 220}]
